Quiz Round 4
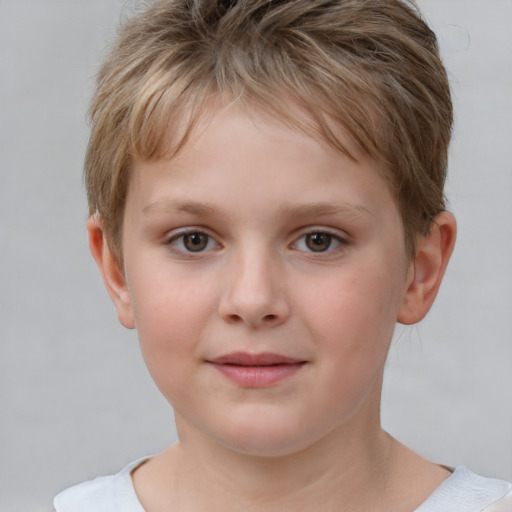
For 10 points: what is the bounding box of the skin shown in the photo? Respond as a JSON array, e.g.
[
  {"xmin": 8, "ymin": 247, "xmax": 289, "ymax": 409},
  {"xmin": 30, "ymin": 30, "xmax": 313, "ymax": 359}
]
[{"xmin": 89, "ymin": 104, "xmax": 456, "ymax": 512}]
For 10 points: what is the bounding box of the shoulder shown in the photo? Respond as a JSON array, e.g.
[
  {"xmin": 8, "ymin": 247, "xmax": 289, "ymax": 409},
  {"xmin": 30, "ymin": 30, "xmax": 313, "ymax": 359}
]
[
  {"xmin": 53, "ymin": 458, "xmax": 148, "ymax": 512},
  {"xmin": 416, "ymin": 466, "xmax": 512, "ymax": 512}
]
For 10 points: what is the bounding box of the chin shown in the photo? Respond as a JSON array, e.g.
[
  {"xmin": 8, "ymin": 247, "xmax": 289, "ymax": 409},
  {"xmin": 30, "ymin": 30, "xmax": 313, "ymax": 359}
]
[
  {"xmin": 222, "ymin": 437, "xmax": 308, "ymax": 459},
  {"xmin": 211, "ymin": 416, "xmax": 321, "ymax": 459}
]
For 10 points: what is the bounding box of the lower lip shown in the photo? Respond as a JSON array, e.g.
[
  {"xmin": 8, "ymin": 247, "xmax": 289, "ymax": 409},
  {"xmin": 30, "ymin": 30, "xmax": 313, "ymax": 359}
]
[{"xmin": 209, "ymin": 363, "xmax": 305, "ymax": 388}]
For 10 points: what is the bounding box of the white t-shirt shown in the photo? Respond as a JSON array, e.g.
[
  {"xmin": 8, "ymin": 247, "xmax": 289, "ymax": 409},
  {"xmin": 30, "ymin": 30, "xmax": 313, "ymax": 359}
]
[{"xmin": 54, "ymin": 459, "xmax": 512, "ymax": 512}]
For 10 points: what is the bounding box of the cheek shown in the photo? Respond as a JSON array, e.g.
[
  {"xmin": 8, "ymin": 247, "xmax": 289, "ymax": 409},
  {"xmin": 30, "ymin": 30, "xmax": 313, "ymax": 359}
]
[
  {"xmin": 132, "ymin": 288, "xmax": 210, "ymax": 404},
  {"xmin": 300, "ymin": 265, "xmax": 403, "ymax": 336},
  {"xmin": 127, "ymin": 265, "xmax": 217, "ymax": 369},
  {"xmin": 302, "ymin": 276, "xmax": 396, "ymax": 421},
  {"xmin": 296, "ymin": 263, "xmax": 404, "ymax": 380}
]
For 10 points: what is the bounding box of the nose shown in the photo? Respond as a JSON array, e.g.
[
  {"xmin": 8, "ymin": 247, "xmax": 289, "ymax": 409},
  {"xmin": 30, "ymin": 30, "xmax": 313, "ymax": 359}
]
[{"xmin": 218, "ymin": 247, "xmax": 291, "ymax": 328}]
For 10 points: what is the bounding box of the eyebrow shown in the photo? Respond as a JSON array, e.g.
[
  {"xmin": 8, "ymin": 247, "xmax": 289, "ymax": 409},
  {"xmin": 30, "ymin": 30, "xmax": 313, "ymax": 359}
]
[
  {"xmin": 143, "ymin": 199, "xmax": 219, "ymax": 216},
  {"xmin": 143, "ymin": 198, "xmax": 371, "ymax": 220},
  {"xmin": 276, "ymin": 202, "xmax": 372, "ymax": 220}
]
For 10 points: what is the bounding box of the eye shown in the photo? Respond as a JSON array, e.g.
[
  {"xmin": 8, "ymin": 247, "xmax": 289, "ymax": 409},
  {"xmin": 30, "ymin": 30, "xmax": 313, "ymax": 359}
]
[
  {"xmin": 294, "ymin": 231, "xmax": 344, "ymax": 253},
  {"xmin": 168, "ymin": 231, "xmax": 219, "ymax": 253}
]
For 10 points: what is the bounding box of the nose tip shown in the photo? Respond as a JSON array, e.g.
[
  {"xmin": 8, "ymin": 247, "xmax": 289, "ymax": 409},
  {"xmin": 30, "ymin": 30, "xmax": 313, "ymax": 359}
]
[
  {"xmin": 223, "ymin": 311, "xmax": 284, "ymax": 328},
  {"xmin": 218, "ymin": 255, "xmax": 290, "ymax": 328}
]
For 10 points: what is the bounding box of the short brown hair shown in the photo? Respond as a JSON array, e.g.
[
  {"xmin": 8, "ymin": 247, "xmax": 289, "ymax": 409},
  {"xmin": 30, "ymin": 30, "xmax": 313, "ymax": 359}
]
[{"xmin": 85, "ymin": 0, "xmax": 452, "ymax": 262}]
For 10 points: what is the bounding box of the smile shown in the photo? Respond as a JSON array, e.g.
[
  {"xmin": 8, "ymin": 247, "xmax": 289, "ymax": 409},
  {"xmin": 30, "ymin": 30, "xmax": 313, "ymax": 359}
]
[{"xmin": 207, "ymin": 352, "xmax": 307, "ymax": 388}]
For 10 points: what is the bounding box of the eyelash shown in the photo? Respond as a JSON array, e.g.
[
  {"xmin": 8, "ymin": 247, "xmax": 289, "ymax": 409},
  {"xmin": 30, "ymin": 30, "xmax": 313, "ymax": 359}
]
[
  {"xmin": 166, "ymin": 229, "xmax": 220, "ymax": 256},
  {"xmin": 165, "ymin": 228, "xmax": 348, "ymax": 256},
  {"xmin": 292, "ymin": 230, "xmax": 347, "ymax": 254}
]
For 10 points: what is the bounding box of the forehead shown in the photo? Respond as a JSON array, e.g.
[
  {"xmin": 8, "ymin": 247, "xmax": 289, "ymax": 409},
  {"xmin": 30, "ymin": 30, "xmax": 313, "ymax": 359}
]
[
  {"xmin": 141, "ymin": 94, "xmax": 385, "ymax": 174},
  {"xmin": 133, "ymin": 91, "xmax": 384, "ymax": 170},
  {"xmin": 126, "ymin": 103, "xmax": 398, "ymax": 226}
]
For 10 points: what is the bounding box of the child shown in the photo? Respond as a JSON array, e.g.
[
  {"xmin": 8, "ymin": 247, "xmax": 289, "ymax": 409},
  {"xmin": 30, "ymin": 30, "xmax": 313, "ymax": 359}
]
[{"xmin": 54, "ymin": 0, "xmax": 512, "ymax": 510}]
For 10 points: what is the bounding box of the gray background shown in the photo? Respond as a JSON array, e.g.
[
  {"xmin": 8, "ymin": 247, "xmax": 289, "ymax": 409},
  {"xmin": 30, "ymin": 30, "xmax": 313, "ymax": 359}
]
[{"xmin": 1, "ymin": 1, "xmax": 511, "ymax": 510}]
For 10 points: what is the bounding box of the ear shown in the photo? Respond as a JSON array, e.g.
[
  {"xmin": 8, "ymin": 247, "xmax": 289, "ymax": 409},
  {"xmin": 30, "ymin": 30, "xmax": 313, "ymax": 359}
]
[
  {"xmin": 87, "ymin": 216, "xmax": 135, "ymax": 329},
  {"xmin": 397, "ymin": 211, "xmax": 457, "ymax": 325}
]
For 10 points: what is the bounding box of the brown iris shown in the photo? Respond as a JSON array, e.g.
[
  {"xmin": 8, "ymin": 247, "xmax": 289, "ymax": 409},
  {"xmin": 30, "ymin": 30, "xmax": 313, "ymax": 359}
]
[
  {"xmin": 305, "ymin": 233, "xmax": 333, "ymax": 252},
  {"xmin": 183, "ymin": 233, "xmax": 209, "ymax": 252}
]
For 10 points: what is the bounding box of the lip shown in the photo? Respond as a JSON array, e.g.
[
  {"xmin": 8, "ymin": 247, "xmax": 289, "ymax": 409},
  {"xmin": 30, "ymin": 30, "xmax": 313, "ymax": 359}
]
[{"xmin": 207, "ymin": 352, "xmax": 307, "ymax": 388}]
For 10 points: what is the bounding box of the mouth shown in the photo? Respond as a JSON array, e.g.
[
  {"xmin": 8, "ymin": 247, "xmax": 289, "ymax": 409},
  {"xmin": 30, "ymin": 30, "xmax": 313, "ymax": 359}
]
[{"xmin": 206, "ymin": 352, "xmax": 307, "ymax": 388}]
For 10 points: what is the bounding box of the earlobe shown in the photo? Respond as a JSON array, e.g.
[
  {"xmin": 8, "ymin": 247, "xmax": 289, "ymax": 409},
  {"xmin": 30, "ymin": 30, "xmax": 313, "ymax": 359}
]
[
  {"xmin": 397, "ymin": 211, "xmax": 457, "ymax": 325},
  {"xmin": 87, "ymin": 216, "xmax": 135, "ymax": 329}
]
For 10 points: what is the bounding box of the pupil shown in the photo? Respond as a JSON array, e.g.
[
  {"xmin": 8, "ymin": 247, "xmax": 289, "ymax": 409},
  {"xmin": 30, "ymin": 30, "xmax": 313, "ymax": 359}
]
[
  {"xmin": 184, "ymin": 233, "xmax": 208, "ymax": 252},
  {"xmin": 306, "ymin": 233, "xmax": 331, "ymax": 252}
]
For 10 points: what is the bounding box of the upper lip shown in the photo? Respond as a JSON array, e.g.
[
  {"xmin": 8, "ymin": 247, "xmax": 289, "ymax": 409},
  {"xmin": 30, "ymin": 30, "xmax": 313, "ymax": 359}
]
[{"xmin": 208, "ymin": 352, "xmax": 306, "ymax": 366}]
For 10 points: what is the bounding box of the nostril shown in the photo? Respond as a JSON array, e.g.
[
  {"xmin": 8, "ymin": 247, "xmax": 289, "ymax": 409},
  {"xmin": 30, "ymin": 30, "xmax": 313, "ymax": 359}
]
[
  {"xmin": 227, "ymin": 314, "xmax": 243, "ymax": 323},
  {"xmin": 263, "ymin": 314, "xmax": 277, "ymax": 321}
]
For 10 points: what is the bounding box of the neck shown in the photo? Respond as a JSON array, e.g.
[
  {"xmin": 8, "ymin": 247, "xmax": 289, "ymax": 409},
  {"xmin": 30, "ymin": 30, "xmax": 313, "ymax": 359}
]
[
  {"xmin": 131, "ymin": 378, "xmax": 450, "ymax": 512},
  {"xmin": 176, "ymin": 425, "xmax": 395, "ymax": 512},
  {"xmin": 134, "ymin": 399, "xmax": 404, "ymax": 512}
]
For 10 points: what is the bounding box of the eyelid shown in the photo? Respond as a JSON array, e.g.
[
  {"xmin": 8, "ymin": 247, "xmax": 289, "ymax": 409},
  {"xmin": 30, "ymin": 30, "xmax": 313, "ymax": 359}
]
[
  {"xmin": 290, "ymin": 227, "xmax": 350, "ymax": 253},
  {"xmin": 292, "ymin": 226, "xmax": 350, "ymax": 241},
  {"xmin": 165, "ymin": 227, "xmax": 221, "ymax": 255}
]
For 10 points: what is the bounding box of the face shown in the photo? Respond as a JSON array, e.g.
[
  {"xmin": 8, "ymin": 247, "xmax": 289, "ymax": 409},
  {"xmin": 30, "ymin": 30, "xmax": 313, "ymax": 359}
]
[{"xmin": 117, "ymin": 105, "xmax": 415, "ymax": 457}]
